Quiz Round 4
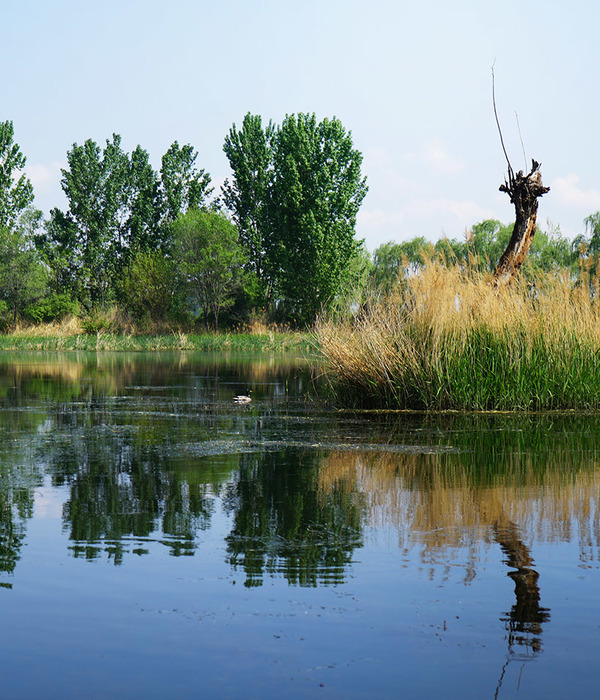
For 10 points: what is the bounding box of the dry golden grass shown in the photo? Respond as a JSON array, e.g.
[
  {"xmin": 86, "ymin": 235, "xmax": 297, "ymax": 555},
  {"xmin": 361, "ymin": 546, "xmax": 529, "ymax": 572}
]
[
  {"xmin": 316, "ymin": 258, "xmax": 600, "ymax": 409},
  {"xmin": 13, "ymin": 316, "xmax": 84, "ymax": 337}
]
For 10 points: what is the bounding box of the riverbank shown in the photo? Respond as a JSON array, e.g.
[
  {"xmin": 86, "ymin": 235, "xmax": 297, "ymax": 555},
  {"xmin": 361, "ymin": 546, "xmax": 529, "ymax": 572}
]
[{"xmin": 0, "ymin": 327, "xmax": 314, "ymax": 353}]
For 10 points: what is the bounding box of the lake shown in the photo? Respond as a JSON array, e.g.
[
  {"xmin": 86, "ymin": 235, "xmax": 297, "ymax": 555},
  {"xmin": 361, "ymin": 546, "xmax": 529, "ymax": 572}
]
[{"xmin": 0, "ymin": 351, "xmax": 598, "ymax": 699}]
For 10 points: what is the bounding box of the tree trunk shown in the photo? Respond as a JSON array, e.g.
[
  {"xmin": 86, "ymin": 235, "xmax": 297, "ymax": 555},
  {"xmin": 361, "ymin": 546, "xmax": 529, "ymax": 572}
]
[
  {"xmin": 493, "ymin": 160, "xmax": 550, "ymax": 286},
  {"xmin": 492, "ymin": 519, "xmax": 550, "ymax": 652}
]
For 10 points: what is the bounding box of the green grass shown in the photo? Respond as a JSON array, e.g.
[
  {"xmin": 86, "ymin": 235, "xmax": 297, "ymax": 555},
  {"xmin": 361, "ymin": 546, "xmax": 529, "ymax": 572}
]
[
  {"xmin": 0, "ymin": 331, "xmax": 315, "ymax": 353},
  {"xmin": 320, "ymin": 324, "xmax": 600, "ymax": 411},
  {"xmin": 315, "ymin": 259, "xmax": 600, "ymax": 411}
]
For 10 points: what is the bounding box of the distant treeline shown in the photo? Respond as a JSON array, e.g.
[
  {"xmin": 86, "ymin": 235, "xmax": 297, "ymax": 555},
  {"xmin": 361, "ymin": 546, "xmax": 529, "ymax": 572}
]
[
  {"xmin": 0, "ymin": 115, "xmax": 366, "ymax": 330},
  {"xmin": 1, "ymin": 118, "xmax": 600, "ymax": 332},
  {"xmin": 369, "ymin": 217, "xmax": 600, "ymax": 295}
]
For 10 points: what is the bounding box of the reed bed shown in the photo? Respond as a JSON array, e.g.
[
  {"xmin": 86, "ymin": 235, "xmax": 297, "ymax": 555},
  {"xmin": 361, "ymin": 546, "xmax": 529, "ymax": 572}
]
[{"xmin": 316, "ymin": 259, "xmax": 600, "ymax": 410}]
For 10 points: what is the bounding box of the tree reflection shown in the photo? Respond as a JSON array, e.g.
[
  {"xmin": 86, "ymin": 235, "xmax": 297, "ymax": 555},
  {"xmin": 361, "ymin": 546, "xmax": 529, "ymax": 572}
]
[
  {"xmin": 224, "ymin": 448, "xmax": 363, "ymax": 587},
  {"xmin": 0, "ymin": 491, "xmax": 27, "ymax": 588},
  {"xmin": 55, "ymin": 436, "xmax": 220, "ymax": 563},
  {"xmin": 0, "ymin": 408, "xmax": 44, "ymax": 589},
  {"xmin": 494, "ymin": 520, "xmax": 550, "ymax": 656}
]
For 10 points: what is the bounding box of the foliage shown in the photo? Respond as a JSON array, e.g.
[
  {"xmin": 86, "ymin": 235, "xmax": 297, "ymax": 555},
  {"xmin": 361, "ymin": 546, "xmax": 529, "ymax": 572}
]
[
  {"xmin": 118, "ymin": 249, "xmax": 179, "ymax": 322},
  {"xmin": 40, "ymin": 135, "xmax": 142, "ymax": 306},
  {"xmin": 37, "ymin": 134, "xmax": 212, "ymax": 309},
  {"xmin": 25, "ymin": 292, "xmax": 79, "ymax": 324},
  {"xmin": 0, "ymin": 121, "xmax": 34, "ymax": 230},
  {"xmin": 370, "ymin": 238, "xmax": 432, "ymax": 292},
  {"xmin": 266, "ymin": 114, "xmax": 368, "ymax": 323},
  {"xmin": 370, "ymin": 219, "xmax": 576, "ymax": 293},
  {"xmin": 223, "ymin": 113, "xmax": 368, "ymax": 324},
  {"xmin": 0, "ymin": 211, "xmax": 48, "ymax": 325},
  {"xmin": 223, "ymin": 113, "xmax": 275, "ymax": 292},
  {"xmin": 172, "ymin": 210, "xmax": 247, "ymax": 329},
  {"xmin": 160, "ymin": 141, "xmax": 213, "ymax": 224}
]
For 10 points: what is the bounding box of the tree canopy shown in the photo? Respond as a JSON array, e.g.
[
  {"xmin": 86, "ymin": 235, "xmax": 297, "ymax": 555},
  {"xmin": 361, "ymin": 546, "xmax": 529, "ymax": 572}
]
[
  {"xmin": 369, "ymin": 219, "xmax": 576, "ymax": 293},
  {"xmin": 223, "ymin": 112, "xmax": 368, "ymax": 323},
  {"xmin": 222, "ymin": 114, "xmax": 275, "ymax": 289},
  {"xmin": 4, "ymin": 116, "xmax": 600, "ymax": 330},
  {"xmin": 36, "ymin": 135, "xmax": 212, "ymax": 308},
  {"xmin": 0, "ymin": 120, "xmax": 34, "ymax": 230},
  {"xmin": 171, "ymin": 210, "xmax": 246, "ymax": 329}
]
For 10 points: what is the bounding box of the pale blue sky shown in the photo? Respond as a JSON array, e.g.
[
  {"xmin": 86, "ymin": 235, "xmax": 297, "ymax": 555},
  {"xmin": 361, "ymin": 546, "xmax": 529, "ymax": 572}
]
[{"xmin": 4, "ymin": 0, "xmax": 600, "ymax": 250}]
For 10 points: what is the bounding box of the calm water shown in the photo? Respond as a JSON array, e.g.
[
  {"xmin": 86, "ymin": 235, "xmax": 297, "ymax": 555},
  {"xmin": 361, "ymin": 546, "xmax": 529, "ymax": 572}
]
[{"xmin": 0, "ymin": 351, "xmax": 599, "ymax": 699}]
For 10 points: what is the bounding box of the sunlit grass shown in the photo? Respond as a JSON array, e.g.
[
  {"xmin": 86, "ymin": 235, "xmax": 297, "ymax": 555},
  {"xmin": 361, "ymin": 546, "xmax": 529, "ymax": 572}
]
[
  {"xmin": 315, "ymin": 257, "xmax": 600, "ymax": 410},
  {"xmin": 0, "ymin": 318, "xmax": 314, "ymax": 353}
]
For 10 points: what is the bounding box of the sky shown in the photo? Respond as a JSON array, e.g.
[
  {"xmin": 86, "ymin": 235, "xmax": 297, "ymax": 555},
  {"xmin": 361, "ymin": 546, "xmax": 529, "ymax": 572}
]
[{"xmin": 3, "ymin": 0, "xmax": 600, "ymax": 252}]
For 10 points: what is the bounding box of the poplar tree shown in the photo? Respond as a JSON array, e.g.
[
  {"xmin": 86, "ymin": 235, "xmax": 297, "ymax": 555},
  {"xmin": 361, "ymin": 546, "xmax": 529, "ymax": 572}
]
[
  {"xmin": 223, "ymin": 113, "xmax": 367, "ymax": 323},
  {"xmin": 0, "ymin": 120, "xmax": 34, "ymax": 229}
]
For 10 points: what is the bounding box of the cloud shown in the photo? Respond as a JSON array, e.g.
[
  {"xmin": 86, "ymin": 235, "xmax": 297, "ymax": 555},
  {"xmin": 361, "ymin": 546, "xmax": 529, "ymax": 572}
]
[
  {"xmin": 552, "ymin": 173, "xmax": 600, "ymax": 210},
  {"xmin": 357, "ymin": 208, "xmax": 405, "ymax": 229},
  {"xmin": 405, "ymin": 197, "xmax": 496, "ymax": 224},
  {"xmin": 404, "ymin": 139, "xmax": 465, "ymax": 176},
  {"xmin": 422, "ymin": 140, "xmax": 465, "ymax": 175},
  {"xmin": 25, "ymin": 161, "xmax": 64, "ymax": 195},
  {"xmin": 357, "ymin": 198, "xmax": 498, "ymax": 249}
]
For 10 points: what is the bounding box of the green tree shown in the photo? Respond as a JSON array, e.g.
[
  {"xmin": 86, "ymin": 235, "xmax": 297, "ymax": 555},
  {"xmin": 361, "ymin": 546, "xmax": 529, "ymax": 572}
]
[
  {"xmin": 0, "ymin": 120, "xmax": 34, "ymax": 230},
  {"xmin": 38, "ymin": 136, "xmax": 211, "ymax": 309},
  {"xmin": 118, "ymin": 249, "xmax": 179, "ymax": 322},
  {"xmin": 172, "ymin": 210, "xmax": 246, "ymax": 329},
  {"xmin": 42, "ymin": 135, "xmax": 131, "ymax": 306},
  {"xmin": 160, "ymin": 142, "xmax": 213, "ymax": 223},
  {"xmin": 223, "ymin": 113, "xmax": 368, "ymax": 324},
  {"xmin": 464, "ymin": 220, "xmax": 513, "ymax": 270},
  {"xmin": 574, "ymin": 211, "xmax": 600, "ymax": 259},
  {"xmin": 125, "ymin": 145, "xmax": 163, "ymax": 254},
  {"xmin": 222, "ymin": 113, "xmax": 275, "ymax": 291},
  {"xmin": 0, "ymin": 209, "xmax": 48, "ymax": 324},
  {"xmin": 371, "ymin": 241, "xmax": 405, "ymax": 292},
  {"xmin": 370, "ymin": 238, "xmax": 435, "ymax": 292},
  {"xmin": 526, "ymin": 222, "xmax": 573, "ymax": 272},
  {"xmin": 266, "ymin": 113, "xmax": 368, "ymax": 323}
]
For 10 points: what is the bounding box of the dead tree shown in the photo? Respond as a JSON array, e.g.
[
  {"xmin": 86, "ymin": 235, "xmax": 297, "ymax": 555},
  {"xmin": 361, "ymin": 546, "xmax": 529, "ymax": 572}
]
[
  {"xmin": 493, "ymin": 160, "xmax": 550, "ymax": 286},
  {"xmin": 490, "ymin": 69, "xmax": 550, "ymax": 285}
]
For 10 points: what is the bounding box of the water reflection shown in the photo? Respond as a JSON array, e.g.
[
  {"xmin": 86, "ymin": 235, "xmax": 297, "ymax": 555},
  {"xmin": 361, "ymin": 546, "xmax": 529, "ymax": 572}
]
[
  {"xmin": 0, "ymin": 356, "xmax": 598, "ymax": 628},
  {"xmin": 317, "ymin": 423, "xmax": 600, "ymax": 665},
  {"xmin": 494, "ymin": 520, "xmax": 550, "ymax": 651},
  {"xmin": 224, "ymin": 449, "xmax": 362, "ymax": 587}
]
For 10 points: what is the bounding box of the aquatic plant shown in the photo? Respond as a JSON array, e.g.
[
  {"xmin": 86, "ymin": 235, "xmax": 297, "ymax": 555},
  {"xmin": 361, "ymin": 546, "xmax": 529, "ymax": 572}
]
[{"xmin": 315, "ymin": 257, "xmax": 600, "ymax": 410}]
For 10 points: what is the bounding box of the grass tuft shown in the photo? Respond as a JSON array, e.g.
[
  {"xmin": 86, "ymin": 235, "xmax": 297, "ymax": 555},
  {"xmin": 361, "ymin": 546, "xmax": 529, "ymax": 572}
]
[{"xmin": 315, "ymin": 259, "xmax": 600, "ymax": 410}]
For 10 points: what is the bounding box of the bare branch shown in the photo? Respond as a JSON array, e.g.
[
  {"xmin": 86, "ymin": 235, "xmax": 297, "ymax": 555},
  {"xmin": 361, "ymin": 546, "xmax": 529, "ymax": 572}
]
[
  {"xmin": 492, "ymin": 64, "xmax": 514, "ymax": 185},
  {"xmin": 515, "ymin": 111, "xmax": 527, "ymax": 171}
]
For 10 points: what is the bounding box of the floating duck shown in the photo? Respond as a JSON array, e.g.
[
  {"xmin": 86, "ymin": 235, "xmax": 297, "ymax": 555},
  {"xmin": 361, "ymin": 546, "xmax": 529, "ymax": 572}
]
[{"xmin": 233, "ymin": 390, "xmax": 252, "ymax": 404}]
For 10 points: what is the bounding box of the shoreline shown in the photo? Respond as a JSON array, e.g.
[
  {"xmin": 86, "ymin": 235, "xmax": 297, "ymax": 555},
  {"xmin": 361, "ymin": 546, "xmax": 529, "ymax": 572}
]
[{"xmin": 0, "ymin": 331, "xmax": 315, "ymax": 353}]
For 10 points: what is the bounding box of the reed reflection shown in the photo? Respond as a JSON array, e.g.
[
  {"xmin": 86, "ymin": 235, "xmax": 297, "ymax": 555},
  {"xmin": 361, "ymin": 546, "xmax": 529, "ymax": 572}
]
[{"xmin": 318, "ymin": 436, "xmax": 600, "ymax": 658}]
